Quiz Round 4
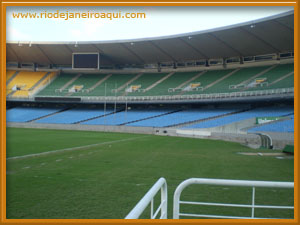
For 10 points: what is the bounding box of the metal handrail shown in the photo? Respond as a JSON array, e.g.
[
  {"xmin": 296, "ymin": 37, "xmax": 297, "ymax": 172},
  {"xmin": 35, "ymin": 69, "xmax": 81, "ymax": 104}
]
[
  {"xmin": 173, "ymin": 178, "xmax": 294, "ymax": 219},
  {"xmin": 8, "ymin": 87, "xmax": 294, "ymax": 101},
  {"xmin": 125, "ymin": 177, "xmax": 168, "ymax": 219}
]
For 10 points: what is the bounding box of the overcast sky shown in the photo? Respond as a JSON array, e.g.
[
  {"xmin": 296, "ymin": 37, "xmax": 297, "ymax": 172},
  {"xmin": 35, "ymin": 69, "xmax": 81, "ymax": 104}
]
[{"xmin": 6, "ymin": 6, "xmax": 293, "ymax": 42}]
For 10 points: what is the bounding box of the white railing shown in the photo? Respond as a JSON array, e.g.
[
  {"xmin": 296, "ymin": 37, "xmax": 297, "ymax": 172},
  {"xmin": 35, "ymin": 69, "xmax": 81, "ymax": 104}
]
[
  {"xmin": 79, "ymin": 87, "xmax": 294, "ymax": 102},
  {"xmin": 125, "ymin": 177, "xmax": 168, "ymax": 219},
  {"xmin": 7, "ymin": 87, "xmax": 294, "ymax": 102},
  {"xmin": 173, "ymin": 178, "xmax": 294, "ymax": 219}
]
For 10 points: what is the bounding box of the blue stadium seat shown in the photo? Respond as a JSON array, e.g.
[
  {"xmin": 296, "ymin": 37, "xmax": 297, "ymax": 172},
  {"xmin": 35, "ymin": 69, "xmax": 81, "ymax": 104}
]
[
  {"xmin": 183, "ymin": 107, "xmax": 293, "ymax": 129},
  {"xmin": 34, "ymin": 107, "xmax": 113, "ymax": 124},
  {"xmin": 129, "ymin": 108, "xmax": 237, "ymax": 127},
  {"xmin": 81, "ymin": 109, "xmax": 171, "ymax": 126},
  {"xmin": 6, "ymin": 107, "xmax": 64, "ymax": 122},
  {"xmin": 248, "ymin": 116, "xmax": 294, "ymax": 133}
]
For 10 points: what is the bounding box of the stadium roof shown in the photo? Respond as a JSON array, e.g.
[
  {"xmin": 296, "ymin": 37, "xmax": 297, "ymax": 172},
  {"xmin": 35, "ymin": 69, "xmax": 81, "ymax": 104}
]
[{"xmin": 6, "ymin": 11, "xmax": 294, "ymax": 66}]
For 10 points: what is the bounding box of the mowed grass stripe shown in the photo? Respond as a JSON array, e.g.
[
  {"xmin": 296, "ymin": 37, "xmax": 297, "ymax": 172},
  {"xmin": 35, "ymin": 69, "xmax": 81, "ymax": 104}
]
[
  {"xmin": 6, "ymin": 128, "xmax": 294, "ymax": 219},
  {"xmin": 6, "ymin": 128, "xmax": 143, "ymax": 158},
  {"xmin": 7, "ymin": 135, "xmax": 149, "ymax": 160}
]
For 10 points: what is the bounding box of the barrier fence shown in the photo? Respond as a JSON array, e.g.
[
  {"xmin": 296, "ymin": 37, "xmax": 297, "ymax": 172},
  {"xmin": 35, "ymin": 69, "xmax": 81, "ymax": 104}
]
[
  {"xmin": 125, "ymin": 177, "xmax": 168, "ymax": 219},
  {"xmin": 125, "ymin": 177, "xmax": 294, "ymax": 219},
  {"xmin": 6, "ymin": 87, "xmax": 294, "ymax": 102},
  {"xmin": 173, "ymin": 178, "xmax": 294, "ymax": 219}
]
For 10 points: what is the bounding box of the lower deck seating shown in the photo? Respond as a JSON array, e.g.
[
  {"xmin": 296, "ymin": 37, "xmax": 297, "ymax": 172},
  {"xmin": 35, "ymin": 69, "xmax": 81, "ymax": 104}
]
[
  {"xmin": 6, "ymin": 106, "xmax": 64, "ymax": 122},
  {"xmin": 248, "ymin": 115, "xmax": 294, "ymax": 133},
  {"xmin": 34, "ymin": 107, "xmax": 114, "ymax": 124},
  {"xmin": 128, "ymin": 108, "xmax": 238, "ymax": 127},
  {"xmin": 81, "ymin": 109, "xmax": 172, "ymax": 126},
  {"xmin": 183, "ymin": 107, "xmax": 293, "ymax": 129},
  {"xmin": 6, "ymin": 105, "xmax": 294, "ymax": 132}
]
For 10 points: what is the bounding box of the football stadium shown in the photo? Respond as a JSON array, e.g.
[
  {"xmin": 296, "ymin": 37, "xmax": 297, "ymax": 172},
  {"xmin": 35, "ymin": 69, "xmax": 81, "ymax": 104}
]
[{"xmin": 5, "ymin": 10, "xmax": 294, "ymax": 219}]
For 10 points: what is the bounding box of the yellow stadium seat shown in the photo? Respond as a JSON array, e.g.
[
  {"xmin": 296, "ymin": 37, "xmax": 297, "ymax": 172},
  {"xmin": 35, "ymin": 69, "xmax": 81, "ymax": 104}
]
[
  {"xmin": 7, "ymin": 71, "xmax": 47, "ymax": 97},
  {"xmin": 12, "ymin": 90, "xmax": 29, "ymax": 97},
  {"xmin": 6, "ymin": 70, "xmax": 16, "ymax": 81},
  {"xmin": 31, "ymin": 72, "xmax": 57, "ymax": 94}
]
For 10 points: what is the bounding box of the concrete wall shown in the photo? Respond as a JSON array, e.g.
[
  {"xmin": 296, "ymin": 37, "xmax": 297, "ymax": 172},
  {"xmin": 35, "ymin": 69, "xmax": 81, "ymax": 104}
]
[
  {"xmin": 7, "ymin": 122, "xmax": 293, "ymax": 150},
  {"xmin": 202, "ymin": 118, "xmax": 256, "ymax": 134},
  {"xmin": 264, "ymin": 132, "xmax": 294, "ymax": 150},
  {"xmin": 7, "ymin": 122, "xmax": 156, "ymax": 135},
  {"xmin": 157, "ymin": 127, "xmax": 262, "ymax": 149}
]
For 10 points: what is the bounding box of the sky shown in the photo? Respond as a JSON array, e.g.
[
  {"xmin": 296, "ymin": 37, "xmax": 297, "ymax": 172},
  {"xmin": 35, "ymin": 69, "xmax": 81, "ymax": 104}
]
[{"xmin": 6, "ymin": 6, "xmax": 294, "ymax": 42}]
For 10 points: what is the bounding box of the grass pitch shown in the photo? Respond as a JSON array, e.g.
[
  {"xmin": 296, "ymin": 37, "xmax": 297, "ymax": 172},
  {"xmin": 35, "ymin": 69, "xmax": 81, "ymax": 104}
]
[{"xmin": 6, "ymin": 128, "xmax": 294, "ymax": 219}]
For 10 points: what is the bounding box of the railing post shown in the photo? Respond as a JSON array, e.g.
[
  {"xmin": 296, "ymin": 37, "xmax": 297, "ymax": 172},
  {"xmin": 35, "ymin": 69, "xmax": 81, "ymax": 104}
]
[
  {"xmin": 172, "ymin": 178, "xmax": 293, "ymax": 219},
  {"xmin": 151, "ymin": 198, "xmax": 154, "ymax": 219},
  {"xmin": 251, "ymin": 187, "xmax": 255, "ymax": 218},
  {"xmin": 161, "ymin": 185, "xmax": 168, "ymax": 219},
  {"xmin": 125, "ymin": 177, "xmax": 167, "ymax": 219}
]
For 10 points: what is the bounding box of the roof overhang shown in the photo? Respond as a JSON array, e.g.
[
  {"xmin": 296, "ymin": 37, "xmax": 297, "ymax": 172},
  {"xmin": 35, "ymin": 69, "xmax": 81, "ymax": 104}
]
[{"xmin": 6, "ymin": 10, "xmax": 294, "ymax": 66}]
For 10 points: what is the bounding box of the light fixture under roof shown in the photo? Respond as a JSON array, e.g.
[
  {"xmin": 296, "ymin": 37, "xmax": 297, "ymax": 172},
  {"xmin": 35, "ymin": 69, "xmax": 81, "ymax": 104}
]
[
  {"xmin": 130, "ymin": 42, "xmax": 134, "ymax": 45},
  {"xmin": 188, "ymin": 36, "xmax": 192, "ymax": 40},
  {"xmin": 250, "ymin": 24, "xmax": 255, "ymax": 28}
]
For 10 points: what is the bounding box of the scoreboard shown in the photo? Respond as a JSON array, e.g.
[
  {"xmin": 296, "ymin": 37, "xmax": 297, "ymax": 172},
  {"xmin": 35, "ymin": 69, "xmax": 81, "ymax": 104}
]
[{"xmin": 72, "ymin": 53, "xmax": 100, "ymax": 69}]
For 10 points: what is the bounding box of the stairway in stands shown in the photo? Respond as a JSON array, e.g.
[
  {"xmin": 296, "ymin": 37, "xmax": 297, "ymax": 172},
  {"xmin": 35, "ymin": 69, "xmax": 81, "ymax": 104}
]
[
  {"xmin": 74, "ymin": 109, "xmax": 124, "ymax": 124},
  {"xmin": 120, "ymin": 109, "xmax": 182, "ymax": 126}
]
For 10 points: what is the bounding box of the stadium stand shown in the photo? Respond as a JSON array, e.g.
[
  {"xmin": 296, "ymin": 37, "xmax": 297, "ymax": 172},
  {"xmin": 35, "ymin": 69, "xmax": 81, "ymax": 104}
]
[
  {"xmin": 34, "ymin": 106, "xmax": 114, "ymax": 124},
  {"xmin": 270, "ymin": 74, "xmax": 294, "ymax": 89},
  {"xmin": 81, "ymin": 108, "xmax": 174, "ymax": 125},
  {"xmin": 180, "ymin": 69, "xmax": 235, "ymax": 94},
  {"xmin": 6, "ymin": 70, "xmax": 17, "ymax": 82},
  {"xmin": 6, "ymin": 71, "xmax": 51, "ymax": 97},
  {"xmin": 37, "ymin": 73, "xmax": 77, "ymax": 96},
  {"xmin": 242, "ymin": 63, "xmax": 294, "ymax": 91},
  {"xmin": 205, "ymin": 66, "xmax": 271, "ymax": 93},
  {"xmin": 126, "ymin": 73, "xmax": 169, "ymax": 96},
  {"xmin": 85, "ymin": 73, "xmax": 137, "ymax": 96},
  {"xmin": 128, "ymin": 108, "xmax": 239, "ymax": 127},
  {"xmin": 70, "ymin": 74, "xmax": 112, "ymax": 96},
  {"xmin": 183, "ymin": 107, "xmax": 293, "ymax": 129},
  {"xmin": 145, "ymin": 72, "xmax": 199, "ymax": 96},
  {"xmin": 6, "ymin": 106, "xmax": 65, "ymax": 122},
  {"xmin": 31, "ymin": 63, "xmax": 294, "ymax": 98},
  {"xmin": 248, "ymin": 115, "xmax": 294, "ymax": 133},
  {"xmin": 32, "ymin": 72, "xmax": 57, "ymax": 94}
]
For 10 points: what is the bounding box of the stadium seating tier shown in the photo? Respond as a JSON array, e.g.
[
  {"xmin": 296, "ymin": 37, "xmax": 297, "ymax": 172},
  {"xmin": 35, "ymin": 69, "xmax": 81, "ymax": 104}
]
[{"xmin": 8, "ymin": 63, "xmax": 294, "ymax": 98}]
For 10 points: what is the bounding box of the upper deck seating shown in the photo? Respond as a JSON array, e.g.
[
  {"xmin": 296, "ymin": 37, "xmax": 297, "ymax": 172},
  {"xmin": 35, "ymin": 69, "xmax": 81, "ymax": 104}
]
[{"xmin": 7, "ymin": 71, "xmax": 48, "ymax": 97}]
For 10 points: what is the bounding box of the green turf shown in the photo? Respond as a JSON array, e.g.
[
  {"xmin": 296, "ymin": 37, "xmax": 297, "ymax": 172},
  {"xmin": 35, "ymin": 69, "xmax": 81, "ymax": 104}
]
[
  {"xmin": 6, "ymin": 128, "xmax": 294, "ymax": 219},
  {"xmin": 6, "ymin": 128, "xmax": 142, "ymax": 158}
]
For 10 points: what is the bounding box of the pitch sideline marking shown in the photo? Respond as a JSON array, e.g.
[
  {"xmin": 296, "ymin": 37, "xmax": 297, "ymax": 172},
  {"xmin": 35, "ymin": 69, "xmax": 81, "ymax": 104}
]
[{"xmin": 7, "ymin": 136, "xmax": 149, "ymax": 160}]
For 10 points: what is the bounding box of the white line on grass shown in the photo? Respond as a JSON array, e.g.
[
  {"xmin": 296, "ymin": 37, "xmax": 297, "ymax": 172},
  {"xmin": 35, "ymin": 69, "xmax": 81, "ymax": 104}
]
[{"xmin": 7, "ymin": 136, "xmax": 148, "ymax": 160}]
